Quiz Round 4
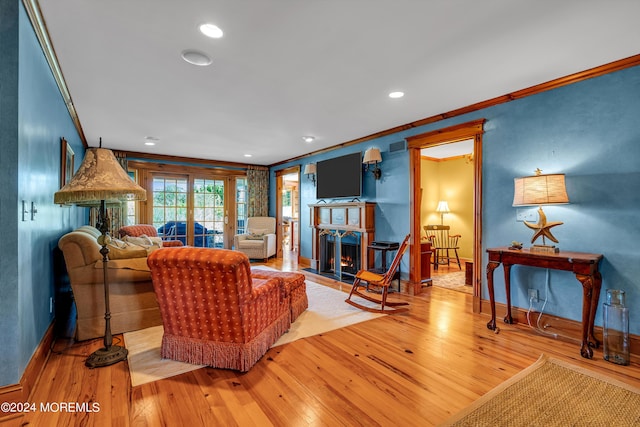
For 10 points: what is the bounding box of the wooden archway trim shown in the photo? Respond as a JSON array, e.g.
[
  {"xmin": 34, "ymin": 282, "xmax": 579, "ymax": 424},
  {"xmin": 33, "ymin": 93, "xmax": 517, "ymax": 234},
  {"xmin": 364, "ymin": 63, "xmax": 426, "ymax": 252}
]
[
  {"xmin": 407, "ymin": 119, "xmax": 485, "ymax": 148},
  {"xmin": 407, "ymin": 119, "xmax": 485, "ymax": 313}
]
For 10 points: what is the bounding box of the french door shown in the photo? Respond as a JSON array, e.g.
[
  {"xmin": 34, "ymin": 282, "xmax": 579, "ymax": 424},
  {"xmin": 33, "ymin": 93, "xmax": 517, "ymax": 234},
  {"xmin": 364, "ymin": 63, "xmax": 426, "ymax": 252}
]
[{"xmin": 150, "ymin": 174, "xmax": 229, "ymax": 248}]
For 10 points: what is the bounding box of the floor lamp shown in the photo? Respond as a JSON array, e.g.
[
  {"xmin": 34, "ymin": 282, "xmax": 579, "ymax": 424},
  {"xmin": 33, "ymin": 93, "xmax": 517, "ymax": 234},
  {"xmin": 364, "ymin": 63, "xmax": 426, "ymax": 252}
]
[{"xmin": 54, "ymin": 146, "xmax": 146, "ymax": 368}]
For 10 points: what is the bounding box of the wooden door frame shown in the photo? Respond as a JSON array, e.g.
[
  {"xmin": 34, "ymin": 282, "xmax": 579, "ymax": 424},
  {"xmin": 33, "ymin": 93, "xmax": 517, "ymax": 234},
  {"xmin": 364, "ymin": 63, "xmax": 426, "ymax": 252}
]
[
  {"xmin": 134, "ymin": 166, "xmax": 235, "ymax": 249},
  {"xmin": 407, "ymin": 119, "xmax": 485, "ymax": 313},
  {"xmin": 275, "ymin": 166, "xmax": 301, "ymax": 259}
]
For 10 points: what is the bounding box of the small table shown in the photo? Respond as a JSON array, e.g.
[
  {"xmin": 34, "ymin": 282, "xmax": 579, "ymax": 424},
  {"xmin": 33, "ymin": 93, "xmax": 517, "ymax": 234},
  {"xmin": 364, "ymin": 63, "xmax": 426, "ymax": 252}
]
[
  {"xmin": 486, "ymin": 247, "xmax": 603, "ymax": 359},
  {"xmin": 367, "ymin": 242, "xmax": 401, "ymax": 291}
]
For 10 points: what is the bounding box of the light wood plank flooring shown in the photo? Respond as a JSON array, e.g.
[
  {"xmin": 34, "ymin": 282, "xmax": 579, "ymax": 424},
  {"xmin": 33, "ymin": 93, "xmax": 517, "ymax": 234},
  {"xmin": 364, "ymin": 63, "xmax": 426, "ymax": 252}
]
[{"xmin": 21, "ymin": 251, "xmax": 640, "ymax": 426}]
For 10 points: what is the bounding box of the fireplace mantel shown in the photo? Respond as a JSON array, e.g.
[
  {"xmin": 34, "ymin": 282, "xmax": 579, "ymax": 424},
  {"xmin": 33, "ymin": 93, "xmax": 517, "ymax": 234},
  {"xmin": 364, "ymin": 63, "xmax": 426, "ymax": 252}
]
[{"xmin": 309, "ymin": 202, "xmax": 375, "ymax": 273}]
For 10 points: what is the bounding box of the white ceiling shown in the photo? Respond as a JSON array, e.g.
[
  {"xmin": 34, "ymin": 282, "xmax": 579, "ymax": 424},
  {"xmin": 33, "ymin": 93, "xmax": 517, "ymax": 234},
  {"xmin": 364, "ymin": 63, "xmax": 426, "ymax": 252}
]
[
  {"xmin": 36, "ymin": 0, "xmax": 640, "ymax": 166},
  {"xmin": 421, "ymin": 139, "xmax": 474, "ymax": 159}
]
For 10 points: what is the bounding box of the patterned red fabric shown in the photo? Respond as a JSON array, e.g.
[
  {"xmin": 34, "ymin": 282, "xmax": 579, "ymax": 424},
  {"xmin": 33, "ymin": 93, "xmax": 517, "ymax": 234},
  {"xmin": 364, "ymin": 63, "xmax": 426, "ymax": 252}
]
[
  {"xmin": 250, "ymin": 270, "xmax": 308, "ymax": 322},
  {"xmin": 119, "ymin": 224, "xmax": 184, "ymax": 247},
  {"xmin": 147, "ymin": 247, "xmax": 290, "ymax": 371}
]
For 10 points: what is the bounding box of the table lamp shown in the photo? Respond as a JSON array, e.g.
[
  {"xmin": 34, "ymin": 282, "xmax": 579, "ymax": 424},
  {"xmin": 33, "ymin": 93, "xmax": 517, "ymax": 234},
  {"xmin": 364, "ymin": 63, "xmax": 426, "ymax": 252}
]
[
  {"xmin": 54, "ymin": 144, "xmax": 146, "ymax": 368},
  {"xmin": 512, "ymin": 168, "xmax": 569, "ymax": 253},
  {"xmin": 436, "ymin": 200, "xmax": 450, "ymax": 225}
]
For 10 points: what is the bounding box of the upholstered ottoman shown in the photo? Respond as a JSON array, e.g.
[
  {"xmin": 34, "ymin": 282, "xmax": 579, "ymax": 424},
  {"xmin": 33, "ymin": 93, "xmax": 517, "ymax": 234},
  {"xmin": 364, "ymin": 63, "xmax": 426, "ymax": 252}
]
[{"xmin": 251, "ymin": 270, "xmax": 308, "ymax": 322}]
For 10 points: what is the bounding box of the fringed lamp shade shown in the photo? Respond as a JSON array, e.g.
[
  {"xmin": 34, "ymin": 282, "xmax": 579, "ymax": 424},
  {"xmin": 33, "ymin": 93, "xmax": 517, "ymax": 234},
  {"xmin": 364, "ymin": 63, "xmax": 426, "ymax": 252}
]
[
  {"xmin": 512, "ymin": 173, "xmax": 568, "ymax": 206},
  {"xmin": 54, "ymin": 148, "xmax": 146, "ymax": 205}
]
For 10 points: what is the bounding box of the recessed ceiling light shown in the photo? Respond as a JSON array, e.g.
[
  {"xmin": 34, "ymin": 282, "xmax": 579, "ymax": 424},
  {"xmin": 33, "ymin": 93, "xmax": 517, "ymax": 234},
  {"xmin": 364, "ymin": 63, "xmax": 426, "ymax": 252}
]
[
  {"xmin": 389, "ymin": 91, "xmax": 404, "ymax": 99},
  {"xmin": 244, "ymin": 154, "xmax": 252, "ymax": 157},
  {"xmin": 144, "ymin": 136, "xmax": 159, "ymax": 146},
  {"xmin": 181, "ymin": 49, "xmax": 212, "ymax": 66},
  {"xmin": 302, "ymin": 136, "xmax": 315, "ymax": 143},
  {"xmin": 199, "ymin": 23, "xmax": 223, "ymax": 39}
]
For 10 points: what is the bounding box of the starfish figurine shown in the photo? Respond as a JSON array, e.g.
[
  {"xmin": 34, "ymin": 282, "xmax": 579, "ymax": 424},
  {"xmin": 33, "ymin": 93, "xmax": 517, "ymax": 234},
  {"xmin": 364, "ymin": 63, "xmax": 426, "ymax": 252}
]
[{"xmin": 524, "ymin": 207, "xmax": 563, "ymax": 245}]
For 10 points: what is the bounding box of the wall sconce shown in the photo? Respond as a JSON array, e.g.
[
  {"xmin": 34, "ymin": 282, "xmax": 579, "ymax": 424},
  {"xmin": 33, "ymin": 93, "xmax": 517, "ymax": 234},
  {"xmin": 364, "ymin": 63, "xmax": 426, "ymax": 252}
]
[
  {"xmin": 512, "ymin": 168, "xmax": 569, "ymax": 252},
  {"xmin": 436, "ymin": 200, "xmax": 450, "ymax": 225},
  {"xmin": 363, "ymin": 148, "xmax": 382, "ymax": 179},
  {"xmin": 303, "ymin": 163, "xmax": 316, "ymax": 186}
]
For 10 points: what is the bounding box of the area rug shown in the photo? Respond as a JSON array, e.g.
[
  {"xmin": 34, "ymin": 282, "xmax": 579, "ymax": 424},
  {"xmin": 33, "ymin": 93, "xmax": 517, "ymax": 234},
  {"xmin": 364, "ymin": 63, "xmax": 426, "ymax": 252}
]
[
  {"xmin": 440, "ymin": 354, "xmax": 640, "ymax": 426},
  {"xmin": 123, "ymin": 278, "xmax": 385, "ymax": 387},
  {"xmin": 431, "ymin": 271, "xmax": 471, "ymax": 294}
]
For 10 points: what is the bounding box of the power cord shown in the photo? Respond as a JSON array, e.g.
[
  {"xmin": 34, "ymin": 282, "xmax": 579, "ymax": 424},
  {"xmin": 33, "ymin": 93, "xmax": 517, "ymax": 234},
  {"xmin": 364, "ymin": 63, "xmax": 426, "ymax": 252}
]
[{"xmin": 526, "ymin": 269, "xmax": 559, "ymax": 339}]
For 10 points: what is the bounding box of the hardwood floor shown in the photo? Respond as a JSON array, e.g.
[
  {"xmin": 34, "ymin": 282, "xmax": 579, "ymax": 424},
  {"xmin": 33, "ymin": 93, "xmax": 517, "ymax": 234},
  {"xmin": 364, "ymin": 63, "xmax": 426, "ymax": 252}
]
[{"xmin": 19, "ymin": 250, "xmax": 640, "ymax": 426}]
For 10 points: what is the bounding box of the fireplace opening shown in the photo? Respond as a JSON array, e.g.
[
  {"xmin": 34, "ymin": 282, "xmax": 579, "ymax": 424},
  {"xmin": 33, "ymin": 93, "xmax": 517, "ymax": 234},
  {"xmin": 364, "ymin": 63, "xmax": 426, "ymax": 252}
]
[{"xmin": 320, "ymin": 232, "xmax": 361, "ymax": 280}]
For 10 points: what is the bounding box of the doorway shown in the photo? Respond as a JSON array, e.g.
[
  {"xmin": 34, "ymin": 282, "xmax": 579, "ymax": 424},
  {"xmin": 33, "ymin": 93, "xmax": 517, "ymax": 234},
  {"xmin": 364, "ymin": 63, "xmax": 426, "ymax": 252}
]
[
  {"xmin": 420, "ymin": 140, "xmax": 474, "ymax": 294},
  {"xmin": 275, "ymin": 166, "xmax": 301, "ymax": 260},
  {"xmin": 149, "ymin": 173, "xmax": 230, "ymax": 248},
  {"xmin": 407, "ymin": 119, "xmax": 485, "ymax": 312}
]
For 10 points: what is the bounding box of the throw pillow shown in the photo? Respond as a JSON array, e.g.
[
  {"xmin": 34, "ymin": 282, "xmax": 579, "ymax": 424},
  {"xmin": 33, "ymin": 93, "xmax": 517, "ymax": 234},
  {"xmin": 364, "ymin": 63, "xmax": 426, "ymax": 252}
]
[
  {"xmin": 122, "ymin": 235, "xmax": 153, "ymax": 246},
  {"xmin": 246, "ymin": 232, "xmax": 267, "ymax": 240},
  {"xmin": 246, "ymin": 227, "xmax": 269, "ymax": 235},
  {"xmin": 106, "ymin": 239, "xmax": 148, "ymax": 259}
]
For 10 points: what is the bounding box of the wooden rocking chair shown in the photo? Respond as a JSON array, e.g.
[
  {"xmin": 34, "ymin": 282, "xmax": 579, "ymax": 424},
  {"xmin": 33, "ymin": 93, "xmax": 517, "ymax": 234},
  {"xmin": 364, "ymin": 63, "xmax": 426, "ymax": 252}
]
[{"xmin": 345, "ymin": 234, "xmax": 411, "ymax": 314}]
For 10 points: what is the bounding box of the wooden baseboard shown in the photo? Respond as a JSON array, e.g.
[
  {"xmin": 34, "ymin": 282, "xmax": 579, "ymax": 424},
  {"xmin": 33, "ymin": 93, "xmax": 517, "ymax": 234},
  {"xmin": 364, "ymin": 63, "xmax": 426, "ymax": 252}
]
[
  {"xmin": 297, "ymin": 256, "xmax": 311, "ymax": 268},
  {"xmin": 478, "ymin": 298, "xmax": 640, "ymax": 357},
  {"xmin": 0, "ymin": 322, "xmax": 55, "ymax": 425}
]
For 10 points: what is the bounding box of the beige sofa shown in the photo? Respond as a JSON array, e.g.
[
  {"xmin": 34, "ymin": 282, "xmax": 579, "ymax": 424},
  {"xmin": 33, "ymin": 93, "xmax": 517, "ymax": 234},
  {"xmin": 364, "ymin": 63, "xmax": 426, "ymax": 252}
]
[{"xmin": 58, "ymin": 225, "xmax": 162, "ymax": 341}]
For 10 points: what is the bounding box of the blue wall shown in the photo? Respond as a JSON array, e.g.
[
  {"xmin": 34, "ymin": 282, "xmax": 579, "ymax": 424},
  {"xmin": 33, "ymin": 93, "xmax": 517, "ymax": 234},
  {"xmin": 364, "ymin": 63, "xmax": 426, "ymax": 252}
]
[
  {"xmin": 0, "ymin": 2, "xmax": 85, "ymax": 386},
  {"xmin": 270, "ymin": 136, "xmax": 412, "ymax": 274},
  {"xmin": 271, "ymin": 64, "xmax": 640, "ymax": 335}
]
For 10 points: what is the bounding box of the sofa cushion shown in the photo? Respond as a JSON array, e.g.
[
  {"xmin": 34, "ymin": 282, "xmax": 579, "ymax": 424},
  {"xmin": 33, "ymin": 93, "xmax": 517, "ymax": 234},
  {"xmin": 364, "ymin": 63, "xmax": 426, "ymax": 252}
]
[{"xmin": 239, "ymin": 239, "xmax": 267, "ymax": 248}]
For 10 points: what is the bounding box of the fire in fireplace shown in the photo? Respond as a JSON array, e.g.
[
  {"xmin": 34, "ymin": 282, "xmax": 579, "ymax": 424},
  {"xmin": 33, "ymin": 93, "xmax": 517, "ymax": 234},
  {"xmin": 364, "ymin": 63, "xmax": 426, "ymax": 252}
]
[{"xmin": 320, "ymin": 231, "xmax": 361, "ymax": 280}]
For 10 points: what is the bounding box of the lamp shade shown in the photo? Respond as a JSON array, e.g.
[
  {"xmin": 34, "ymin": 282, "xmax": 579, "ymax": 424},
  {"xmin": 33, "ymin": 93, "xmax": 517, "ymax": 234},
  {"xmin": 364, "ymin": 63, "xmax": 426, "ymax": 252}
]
[
  {"xmin": 363, "ymin": 148, "xmax": 382, "ymax": 164},
  {"xmin": 512, "ymin": 173, "xmax": 568, "ymax": 206},
  {"xmin": 436, "ymin": 200, "xmax": 450, "ymax": 213},
  {"xmin": 303, "ymin": 163, "xmax": 316, "ymax": 175},
  {"xmin": 54, "ymin": 148, "xmax": 146, "ymax": 205}
]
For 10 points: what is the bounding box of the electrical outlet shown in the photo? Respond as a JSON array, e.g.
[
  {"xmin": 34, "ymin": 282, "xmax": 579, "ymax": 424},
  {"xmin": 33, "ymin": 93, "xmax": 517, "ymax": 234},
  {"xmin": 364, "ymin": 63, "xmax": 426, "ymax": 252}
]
[{"xmin": 528, "ymin": 289, "xmax": 538, "ymax": 302}]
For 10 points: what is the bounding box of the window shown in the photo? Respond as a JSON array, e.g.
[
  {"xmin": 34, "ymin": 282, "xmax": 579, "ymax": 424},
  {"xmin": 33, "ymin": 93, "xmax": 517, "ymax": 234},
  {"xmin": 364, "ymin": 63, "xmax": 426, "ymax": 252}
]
[{"xmin": 236, "ymin": 178, "xmax": 247, "ymax": 235}]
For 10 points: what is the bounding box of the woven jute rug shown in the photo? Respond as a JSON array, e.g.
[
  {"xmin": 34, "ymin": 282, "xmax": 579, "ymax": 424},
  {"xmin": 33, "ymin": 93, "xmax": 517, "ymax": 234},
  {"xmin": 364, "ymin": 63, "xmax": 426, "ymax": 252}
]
[{"xmin": 441, "ymin": 354, "xmax": 640, "ymax": 426}]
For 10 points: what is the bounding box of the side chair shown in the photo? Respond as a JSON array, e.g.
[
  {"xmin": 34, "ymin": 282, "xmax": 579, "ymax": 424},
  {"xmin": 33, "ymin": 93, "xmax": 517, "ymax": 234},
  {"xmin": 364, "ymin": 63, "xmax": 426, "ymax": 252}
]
[
  {"xmin": 345, "ymin": 234, "xmax": 411, "ymax": 314},
  {"xmin": 424, "ymin": 225, "xmax": 461, "ymax": 270}
]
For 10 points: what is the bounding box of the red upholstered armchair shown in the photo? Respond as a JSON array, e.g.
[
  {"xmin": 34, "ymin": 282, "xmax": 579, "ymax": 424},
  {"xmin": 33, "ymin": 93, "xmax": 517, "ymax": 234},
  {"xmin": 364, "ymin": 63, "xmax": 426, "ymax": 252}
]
[
  {"xmin": 147, "ymin": 247, "xmax": 291, "ymax": 372},
  {"xmin": 119, "ymin": 224, "xmax": 184, "ymax": 247}
]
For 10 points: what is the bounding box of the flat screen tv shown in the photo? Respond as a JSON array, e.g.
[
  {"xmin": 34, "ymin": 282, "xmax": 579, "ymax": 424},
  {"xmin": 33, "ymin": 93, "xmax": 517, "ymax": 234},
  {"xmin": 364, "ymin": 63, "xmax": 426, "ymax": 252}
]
[{"xmin": 316, "ymin": 152, "xmax": 362, "ymax": 200}]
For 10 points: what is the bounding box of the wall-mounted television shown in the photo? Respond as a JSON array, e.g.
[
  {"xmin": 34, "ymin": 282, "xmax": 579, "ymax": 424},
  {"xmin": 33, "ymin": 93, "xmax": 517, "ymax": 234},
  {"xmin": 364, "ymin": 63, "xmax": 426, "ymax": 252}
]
[{"xmin": 316, "ymin": 152, "xmax": 362, "ymax": 200}]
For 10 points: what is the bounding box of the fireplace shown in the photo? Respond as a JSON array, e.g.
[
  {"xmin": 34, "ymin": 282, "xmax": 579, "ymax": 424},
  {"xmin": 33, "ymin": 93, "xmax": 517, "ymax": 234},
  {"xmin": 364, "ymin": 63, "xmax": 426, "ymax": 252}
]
[
  {"xmin": 320, "ymin": 231, "xmax": 361, "ymax": 280},
  {"xmin": 309, "ymin": 202, "xmax": 375, "ymax": 281}
]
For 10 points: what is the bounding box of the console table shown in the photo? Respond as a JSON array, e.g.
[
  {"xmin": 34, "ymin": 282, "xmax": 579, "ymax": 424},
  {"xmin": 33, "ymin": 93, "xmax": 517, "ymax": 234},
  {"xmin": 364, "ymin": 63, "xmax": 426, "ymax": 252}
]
[{"xmin": 485, "ymin": 247, "xmax": 603, "ymax": 359}]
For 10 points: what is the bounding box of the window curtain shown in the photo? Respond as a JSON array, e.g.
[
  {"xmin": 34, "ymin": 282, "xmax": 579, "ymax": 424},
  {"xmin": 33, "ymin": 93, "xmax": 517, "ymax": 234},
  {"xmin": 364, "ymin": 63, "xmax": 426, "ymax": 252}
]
[
  {"xmin": 89, "ymin": 151, "xmax": 128, "ymax": 237},
  {"xmin": 247, "ymin": 165, "xmax": 269, "ymax": 217}
]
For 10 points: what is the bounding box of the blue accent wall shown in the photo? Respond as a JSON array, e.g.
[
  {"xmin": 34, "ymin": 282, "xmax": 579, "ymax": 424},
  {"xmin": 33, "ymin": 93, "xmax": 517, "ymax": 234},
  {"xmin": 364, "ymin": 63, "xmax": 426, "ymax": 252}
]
[
  {"xmin": 271, "ymin": 64, "xmax": 640, "ymax": 336},
  {"xmin": 0, "ymin": 3, "xmax": 85, "ymax": 386}
]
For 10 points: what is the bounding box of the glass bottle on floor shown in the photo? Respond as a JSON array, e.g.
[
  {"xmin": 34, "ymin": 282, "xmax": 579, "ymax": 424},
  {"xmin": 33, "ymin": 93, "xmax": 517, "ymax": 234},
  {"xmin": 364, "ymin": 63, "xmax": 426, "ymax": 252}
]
[{"xmin": 602, "ymin": 289, "xmax": 630, "ymax": 365}]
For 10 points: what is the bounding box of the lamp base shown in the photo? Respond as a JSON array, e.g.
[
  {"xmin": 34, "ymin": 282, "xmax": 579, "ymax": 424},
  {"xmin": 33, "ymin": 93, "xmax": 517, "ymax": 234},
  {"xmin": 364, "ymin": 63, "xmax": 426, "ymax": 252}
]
[
  {"xmin": 85, "ymin": 345, "xmax": 128, "ymax": 368},
  {"xmin": 530, "ymin": 244, "xmax": 560, "ymax": 254}
]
